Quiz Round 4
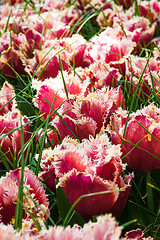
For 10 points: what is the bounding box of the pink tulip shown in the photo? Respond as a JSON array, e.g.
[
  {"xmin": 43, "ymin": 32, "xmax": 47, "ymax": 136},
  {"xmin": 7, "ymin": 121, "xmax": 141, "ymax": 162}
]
[
  {"xmin": 125, "ymin": 56, "xmax": 160, "ymax": 101},
  {"xmin": 0, "ymin": 32, "xmax": 32, "ymax": 79},
  {"xmin": 36, "ymin": 214, "xmax": 122, "ymax": 240},
  {"xmin": 0, "ymin": 110, "xmax": 31, "ymax": 168},
  {"xmin": 51, "ymin": 133, "xmax": 132, "ymax": 219},
  {"xmin": 110, "ymin": 104, "xmax": 160, "ymax": 172},
  {"xmin": 0, "ymin": 223, "xmax": 21, "ymax": 240},
  {"xmin": 34, "ymin": 83, "xmax": 66, "ymax": 121},
  {"xmin": 124, "ymin": 229, "xmax": 153, "ymax": 240},
  {"xmin": 0, "ymin": 168, "xmax": 49, "ymax": 227},
  {"xmin": 138, "ymin": 0, "xmax": 160, "ymax": 25},
  {"xmin": 52, "ymin": 86, "xmax": 124, "ymax": 141},
  {"xmin": 0, "ymin": 82, "xmax": 16, "ymax": 115}
]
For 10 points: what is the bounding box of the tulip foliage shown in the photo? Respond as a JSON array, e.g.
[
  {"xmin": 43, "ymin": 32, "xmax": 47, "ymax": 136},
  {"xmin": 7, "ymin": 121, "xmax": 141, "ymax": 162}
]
[{"xmin": 0, "ymin": 0, "xmax": 160, "ymax": 239}]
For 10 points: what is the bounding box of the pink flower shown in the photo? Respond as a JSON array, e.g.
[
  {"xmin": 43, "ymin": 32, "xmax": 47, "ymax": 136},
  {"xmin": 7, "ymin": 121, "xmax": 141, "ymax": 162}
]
[
  {"xmin": 38, "ymin": 148, "xmax": 57, "ymax": 193},
  {"xmin": 25, "ymin": 34, "xmax": 92, "ymax": 80},
  {"xmin": 97, "ymin": 8, "xmax": 156, "ymax": 51},
  {"xmin": 51, "ymin": 133, "xmax": 132, "ymax": 219},
  {"xmin": 88, "ymin": 62, "xmax": 122, "ymax": 89},
  {"xmin": 124, "ymin": 229, "xmax": 153, "ymax": 240},
  {"xmin": 82, "ymin": 214, "xmax": 122, "ymax": 240},
  {"xmin": 37, "ymin": 224, "xmax": 82, "ymax": 240},
  {"xmin": 0, "ymin": 223, "xmax": 21, "ymax": 240},
  {"xmin": 26, "ymin": 47, "xmax": 68, "ymax": 80},
  {"xmin": 0, "ymin": 32, "xmax": 32, "ymax": 79},
  {"xmin": 121, "ymin": 16, "xmax": 156, "ymax": 48},
  {"xmin": 52, "ymin": 86, "xmax": 124, "ymax": 141},
  {"xmin": 0, "ymin": 167, "xmax": 49, "ymax": 227},
  {"xmin": 109, "ymin": 104, "xmax": 160, "ymax": 172},
  {"xmin": 37, "ymin": 214, "xmax": 122, "ymax": 240},
  {"xmin": 125, "ymin": 55, "xmax": 160, "ymax": 100},
  {"xmin": 0, "ymin": 81, "xmax": 16, "ymax": 115},
  {"xmin": 137, "ymin": 0, "xmax": 160, "ymax": 25},
  {"xmin": 50, "ymin": 34, "xmax": 93, "ymax": 68},
  {"xmin": 0, "ymin": 110, "xmax": 31, "ymax": 168},
  {"xmin": 89, "ymin": 28, "xmax": 135, "ymax": 65},
  {"xmin": 34, "ymin": 82, "xmax": 66, "ymax": 121}
]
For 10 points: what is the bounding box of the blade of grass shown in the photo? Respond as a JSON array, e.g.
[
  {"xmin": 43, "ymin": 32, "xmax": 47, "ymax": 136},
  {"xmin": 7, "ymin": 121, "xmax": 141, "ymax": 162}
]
[{"xmin": 14, "ymin": 114, "xmax": 25, "ymax": 231}]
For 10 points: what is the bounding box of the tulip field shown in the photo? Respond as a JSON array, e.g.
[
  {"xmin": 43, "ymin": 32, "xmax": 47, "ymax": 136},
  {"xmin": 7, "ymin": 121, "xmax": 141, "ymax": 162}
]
[{"xmin": 1, "ymin": 0, "xmax": 160, "ymax": 239}]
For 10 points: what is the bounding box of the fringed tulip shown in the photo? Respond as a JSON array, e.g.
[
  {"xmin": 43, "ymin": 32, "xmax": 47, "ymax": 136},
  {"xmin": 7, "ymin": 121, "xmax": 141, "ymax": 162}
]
[
  {"xmin": 0, "ymin": 81, "xmax": 16, "ymax": 115},
  {"xmin": 0, "ymin": 32, "xmax": 32, "ymax": 79},
  {"xmin": 37, "ymin": 214, "xmax": 122, "ymax": 240},
  {"xmin": 49, "ymin": 133, "xmax": 132, "ymax": 219},
  {"xmin": 125, "ymin": 55, "xmax": 160, "ymax": 100},
  {"xmin": 52, "ymin": 86, "xmax": 124, "ymax": 141},
  {"xmin": 0, "ymin": 223, "xmax": 21, "ymax": 240},
  {"xmin": 89, "ymin": 27, "xmax": 135, "ymax": 74},
  {"xmin": 137, "ymin": 0, "xmax": 160, "ymax": 25},
  {"xmin": 109, "ymin": 104, "xmax": 160, "ymax": 172},
  {"xmin": 124, "ymin": 229, "xmax": 153, "ymax": 240},
  {"xmin": 34, "ymin": 82, "xmax": 66, "ymax": 121},
  {"xmin": 0, "ymin": 168, "xmax": 49, "ymax": 228},
  {"xmin": 0, "ymin": 110, "xmax": 31, "ymax": 168}
]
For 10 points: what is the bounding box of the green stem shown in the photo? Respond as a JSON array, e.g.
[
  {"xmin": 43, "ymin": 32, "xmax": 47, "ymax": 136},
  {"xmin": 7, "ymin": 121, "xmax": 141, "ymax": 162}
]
[{"xmin": 146, "ymin": 171, "xmax": 154, "ymax": 214}]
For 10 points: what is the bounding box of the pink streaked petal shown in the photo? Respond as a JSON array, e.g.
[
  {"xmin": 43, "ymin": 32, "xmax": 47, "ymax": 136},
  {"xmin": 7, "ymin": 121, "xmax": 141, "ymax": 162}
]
[
  {"xmin": 54, "ymin": 151, "xmax": 86, "ymax": 179},
  {"xmin": 0, "ymin": 82, "xmax": 16, "ymax": 115},
  {"xmin": 39, "ymin": 167, "xmax": 56, "ymax": 193},
  {"xmin": 59, "ymin": 169, "xmax": 119, "ymax": 220},
  {"xmin": 82, "ymin": 214, "xmax": 122, "ymax": 240},
  {"xmin": 111, "ymin": 174, "xmax": 132, "ymax": 218},
  {"xmin": 88, "ymin": 62, "xmax": 122, "ymax": 89},
  {"xmin": 53, "ymin": 115, "xmax": 97, "ymax": 141},
  {"xmin": 110, "ymin": 104, "xmax": 160, "ymax": 172},
  {"xmin": 34, "ymin": 84, "xmax": 65, "ymax": 121}
]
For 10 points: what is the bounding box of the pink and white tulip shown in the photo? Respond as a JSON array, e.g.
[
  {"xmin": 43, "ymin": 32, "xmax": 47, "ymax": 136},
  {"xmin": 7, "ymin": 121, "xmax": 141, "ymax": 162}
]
[{"xmin": 109, "ymin": 104, "xmax": 160, "ymax": 172}]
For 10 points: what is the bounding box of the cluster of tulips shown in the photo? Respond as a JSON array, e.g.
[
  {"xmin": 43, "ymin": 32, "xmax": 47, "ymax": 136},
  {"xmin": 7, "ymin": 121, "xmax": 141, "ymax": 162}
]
[{"xmin": 0, "ymin": 0, "xmax": 160, "ymax": 239}]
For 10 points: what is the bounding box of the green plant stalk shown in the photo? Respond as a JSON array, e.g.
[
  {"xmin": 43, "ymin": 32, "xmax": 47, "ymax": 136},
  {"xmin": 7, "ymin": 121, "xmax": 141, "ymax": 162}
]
[
  {"xmin": 4, "ymin": 10, "xmax": 12, "ymax": 33},
  {"xmin": 58, "ymin": 55, "xmax": 69, "ymax": 100},
  {"xmin": 121, "ymin": 219, "xmax": 137, "ymax": 228},
  {"xmin": 14, "ymin": 114, "xmax": 25, "ymax": 231},
  {"xmin": 146, "ymin": 171, "xmax": 154, "ymax": 214},
  {"xmin": 121, "ymin": 56, "xmax": 151, "ymax": 148}
]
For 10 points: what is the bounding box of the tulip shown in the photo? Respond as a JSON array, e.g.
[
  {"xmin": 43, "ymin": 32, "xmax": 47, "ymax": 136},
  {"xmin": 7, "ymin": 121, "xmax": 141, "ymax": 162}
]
[
  {"xmin": 0, "ymin": 168, "xmax": 49, "ymax": 227},
  {"xmin": 0, "ymin": 223, "xmax": 20, "ymax": 240},
  {"xmin": 51, "ymin": 133, "xmax": 132, "ymax": 220},
  {"xmin": 0, "ymin": 110, "xmax": 31, "ymax": 168},
  {"xmin": 124, "ymin": 229, "xmax": 153, "ymax": 240},
  {"xmin": 52, "ymin": 86, "xmax": 124, "ymax": 141},
  {"xmin": 109, "ymin": 103, "xmax": 160, "ymax": 172},
  {"xmin": 0, "ymin": 32, "xmax": 32, "ymax": 79},
  {"xmin": 0, "ymin": 81, "xmax": 16, "ymax": 115},
  {"xmin": 37, "ymin": 214, "xmax": 122, "ymax": 240}
]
